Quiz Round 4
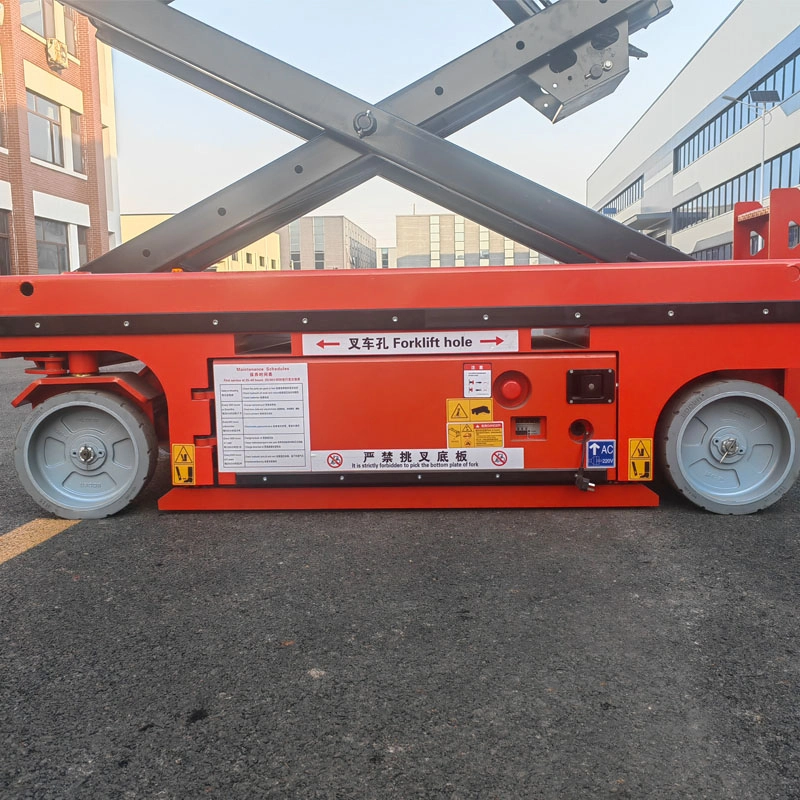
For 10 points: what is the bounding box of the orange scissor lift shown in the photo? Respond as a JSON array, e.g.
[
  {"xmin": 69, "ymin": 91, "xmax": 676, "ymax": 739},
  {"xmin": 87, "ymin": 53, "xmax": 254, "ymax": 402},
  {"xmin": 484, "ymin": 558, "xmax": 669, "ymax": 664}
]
[{"xmin": 2, "ymin": 0, "xmax": 799, "ymax": 518}]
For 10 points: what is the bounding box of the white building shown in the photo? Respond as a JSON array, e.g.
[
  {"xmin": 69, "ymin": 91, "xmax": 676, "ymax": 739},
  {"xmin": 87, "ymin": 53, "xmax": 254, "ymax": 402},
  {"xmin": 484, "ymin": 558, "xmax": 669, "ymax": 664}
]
[{"xmin": 587, "ymin": 1, "xmax": 800, "ymax": 260}]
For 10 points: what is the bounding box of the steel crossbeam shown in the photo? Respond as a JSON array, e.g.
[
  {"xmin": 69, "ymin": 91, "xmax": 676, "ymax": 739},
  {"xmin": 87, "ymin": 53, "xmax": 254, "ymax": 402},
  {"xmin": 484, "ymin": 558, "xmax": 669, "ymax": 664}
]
[{"xmin": 68, "ymin": 0, "xmax": 690, "ymax": 272}]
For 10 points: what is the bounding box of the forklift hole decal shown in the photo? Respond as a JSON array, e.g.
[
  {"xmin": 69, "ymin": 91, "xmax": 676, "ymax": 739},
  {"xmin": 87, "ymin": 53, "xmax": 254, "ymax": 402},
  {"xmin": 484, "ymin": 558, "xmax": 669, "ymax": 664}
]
[
  {"xmin": 302, "ymin": 331, "xmax": 519, "ymax": 356},
  {"xmin": 213, "ymin": 362, "xmax": 312, "ymax": 473},
  {"xmin": 311, "ymin": 448, "xmax": 523, "ymax": 472},
  {"xmin": 171, "ymin": 444, "xmax": 196, "ymax": 485}
]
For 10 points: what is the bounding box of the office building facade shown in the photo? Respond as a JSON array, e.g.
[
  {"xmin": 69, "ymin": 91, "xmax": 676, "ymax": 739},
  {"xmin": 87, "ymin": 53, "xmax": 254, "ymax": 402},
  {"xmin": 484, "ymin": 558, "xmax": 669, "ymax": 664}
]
[
  {"xmin": 587, "ymin": 1, "xmax": 800, "ymax": 259},
  {"xmin": 0, "ymin": 0, "xmax": 120, "ymax": 274},
  {"xmin": 279, "ymin": 216, "xmax": 377, "ymax": 270},
  {"xmin": 396, "ymin": 214, "xmax": 539, "ymax": 268}
]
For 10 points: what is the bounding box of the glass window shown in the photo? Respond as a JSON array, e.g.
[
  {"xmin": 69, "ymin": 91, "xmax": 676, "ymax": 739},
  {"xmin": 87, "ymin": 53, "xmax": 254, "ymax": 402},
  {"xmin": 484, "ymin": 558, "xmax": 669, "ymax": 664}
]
[
  {"xmin": 791, "ymin": 148, "xmax": 800, "ymax": 187},
  {"xmin": 259, "ymin": 256, "xmax": 265, "ymax": 267},
  {"xmin": 770, "ymin": 70, "xmax": 782, "ymax": 101},
  {"xmin": 27, "ymin": 92, "xmax": 63, "ymax": 166},
  {"xmin": 771, "ymin": 156, "xmax": 783, "ymax": 190},
  {"xmin": 71, "ymin": 111, "xmax": 84, "ymax": 173},
  {"xmin": 63, "ymin": 5, "xmax": 78, "ymax": 55},
  {"xmin": 245, "ymin": 252, "xmax": 253, "ymax": 265},
  {"xmin": 35, "ymin": 218, "xmax": 69, "ymax": 274},
  {"xmin": 0, "ymin": 211, "xmax": 11, "ymax": 275},
  {"xmin": 763, "ymin": 162, "xmax": 772, "ymax": 197},
  {"xmin": 77, "ymin": 226, "xmax": 88, "ymax": 267},
  {"xmin": 231, "ymin": 252, "xmax": 238, "ymax": 261},
  {"xmin": 20, "ymin": 0, "xmax": 54, "ymax": 37},
  {"xmin": 780, "ymin": 152, "xmax": 791, "ymax": 188}
]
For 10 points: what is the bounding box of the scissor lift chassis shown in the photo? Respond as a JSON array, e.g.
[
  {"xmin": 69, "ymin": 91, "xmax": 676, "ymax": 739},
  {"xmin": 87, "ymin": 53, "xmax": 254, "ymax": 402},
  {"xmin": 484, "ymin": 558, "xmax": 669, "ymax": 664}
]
[
  {"xmin": 1, "ymin": 0, "xmax": 800, "ymax": 517},
  {"xmin": 4, "ymin": 232, "xmax": 800, "ymax": 516}
]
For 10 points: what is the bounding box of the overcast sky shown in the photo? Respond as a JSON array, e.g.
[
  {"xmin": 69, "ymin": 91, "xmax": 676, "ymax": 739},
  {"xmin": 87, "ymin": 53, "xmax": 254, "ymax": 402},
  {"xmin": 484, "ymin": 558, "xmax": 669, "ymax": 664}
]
[{"xmin": 112, "ymin": 0, "xmax": 744, "ymax": 245}]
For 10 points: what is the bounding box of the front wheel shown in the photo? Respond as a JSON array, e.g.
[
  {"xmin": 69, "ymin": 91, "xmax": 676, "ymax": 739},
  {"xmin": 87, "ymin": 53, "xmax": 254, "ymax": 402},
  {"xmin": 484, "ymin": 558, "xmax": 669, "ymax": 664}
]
[
  {"xmin": 658, "ymin": 379, "xmax": 800, "ymax": 514},
  {"xmin": 14, "ymin": 391, "xmax": 158, "ymax": 519}
]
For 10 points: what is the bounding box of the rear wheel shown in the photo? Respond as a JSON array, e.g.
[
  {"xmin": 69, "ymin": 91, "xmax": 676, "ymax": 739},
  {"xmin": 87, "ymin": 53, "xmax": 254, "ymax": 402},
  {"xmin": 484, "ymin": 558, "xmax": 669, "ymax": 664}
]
[
  {"xmin": 659, "ymin": 379, "xmax": 800, "ymax": 514},
  {"xmin": 15, "ymin": 391, "xmax": 158, "ymax": 519}
]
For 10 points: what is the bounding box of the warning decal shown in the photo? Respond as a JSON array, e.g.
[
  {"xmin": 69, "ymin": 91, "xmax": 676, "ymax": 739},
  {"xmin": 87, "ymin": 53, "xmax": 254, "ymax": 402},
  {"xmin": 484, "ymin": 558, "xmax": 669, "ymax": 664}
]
[
  {"xmin": 464, "ymin": 364, "xmax": 492, "ymax": 398},
  {"xmin": 447, "ymin": 398, "xmax": 494, "ymax": 422},
  {"xmin": 448, "ymin": 422, "xmax": 504, "ymax": 448},
  {"xmin": 628, "ymin": 438, "xmax": 653, "ymax": 481},
  {"xmin": 172, "ymin": 444, "xmax": 196, "ymax": 485},
  {"xmin": 311, "ymin": 447, "xmax": 523, "ymax": 472}
]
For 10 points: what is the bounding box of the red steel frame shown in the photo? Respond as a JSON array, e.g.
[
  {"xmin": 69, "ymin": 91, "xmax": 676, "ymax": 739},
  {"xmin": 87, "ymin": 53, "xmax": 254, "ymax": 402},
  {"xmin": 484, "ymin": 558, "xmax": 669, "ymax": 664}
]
[{"xmin": 1, "ymin": 188, "xmax": 799, "ymax": 512}]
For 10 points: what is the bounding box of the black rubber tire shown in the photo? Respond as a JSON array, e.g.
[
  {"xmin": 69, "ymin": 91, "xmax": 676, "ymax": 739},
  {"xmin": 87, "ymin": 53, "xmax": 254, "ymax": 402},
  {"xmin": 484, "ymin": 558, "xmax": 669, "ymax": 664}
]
[{"xmin": 14, "ymin": 391, "xmax": 158, "ymax": 519}]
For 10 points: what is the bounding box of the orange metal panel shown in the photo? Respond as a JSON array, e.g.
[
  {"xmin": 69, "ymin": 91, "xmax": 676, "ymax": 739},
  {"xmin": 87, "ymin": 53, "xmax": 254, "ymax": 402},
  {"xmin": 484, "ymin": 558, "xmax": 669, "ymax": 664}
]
[
  {"xmin": 297, "ymin": 353, "xmax": 617, "ymax": 466},
  {"xmin": 158, "ymin": 484, "xmax": 659, "ymax": 511}
]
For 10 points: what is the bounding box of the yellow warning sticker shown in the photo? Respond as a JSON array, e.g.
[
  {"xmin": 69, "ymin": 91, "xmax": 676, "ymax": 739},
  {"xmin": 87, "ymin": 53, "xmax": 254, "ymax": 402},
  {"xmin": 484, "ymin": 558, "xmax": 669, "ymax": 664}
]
[
  {"xmin": 447, "ymin": 398, "xmax": 494, "ymax": 423},
  {"xmin": 448, "ymin": 422, "xmax": 504, "ymax": 448},
  {"xmin": 628, "ymin": 438, "xmax": 653, "ymax": 481},
  {"xmin": 172, "ymin": 443, "xmax": 196, "ymax": 486}
]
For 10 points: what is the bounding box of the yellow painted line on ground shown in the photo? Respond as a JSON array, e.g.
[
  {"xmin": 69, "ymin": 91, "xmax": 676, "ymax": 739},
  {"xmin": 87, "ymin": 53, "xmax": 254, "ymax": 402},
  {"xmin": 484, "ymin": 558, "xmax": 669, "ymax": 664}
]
[{"xmin": 0, "ymin": 519, "xmax": 80, "ymax": 566}]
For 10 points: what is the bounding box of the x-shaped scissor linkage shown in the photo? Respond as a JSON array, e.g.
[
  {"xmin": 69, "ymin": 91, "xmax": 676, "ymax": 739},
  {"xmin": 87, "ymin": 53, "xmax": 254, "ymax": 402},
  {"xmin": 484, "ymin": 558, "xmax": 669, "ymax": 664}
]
[{"xmin": 68, "ymin": 0, "xmax": 690, "ymax": 273}]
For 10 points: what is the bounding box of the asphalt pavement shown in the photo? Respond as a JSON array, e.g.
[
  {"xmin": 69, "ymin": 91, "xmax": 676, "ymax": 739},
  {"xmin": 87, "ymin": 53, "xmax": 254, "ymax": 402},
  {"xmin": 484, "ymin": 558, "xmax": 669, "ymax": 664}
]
[{"xmin": 0, "ymin": 357, "xmax": 798, "ymax": 799}]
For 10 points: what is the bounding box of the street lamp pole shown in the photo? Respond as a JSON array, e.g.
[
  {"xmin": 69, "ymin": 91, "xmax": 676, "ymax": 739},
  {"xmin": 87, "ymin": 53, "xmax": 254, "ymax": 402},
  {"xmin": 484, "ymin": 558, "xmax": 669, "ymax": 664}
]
[{"xmin": 723, "ymin": 90, "xmax": 781, "ymax": 203}]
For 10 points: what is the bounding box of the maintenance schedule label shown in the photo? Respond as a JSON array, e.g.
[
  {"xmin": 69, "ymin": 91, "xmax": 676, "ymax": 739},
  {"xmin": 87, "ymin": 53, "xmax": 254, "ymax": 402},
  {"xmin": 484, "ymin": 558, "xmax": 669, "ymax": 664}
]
[{"xmin": 214, "ymin": 362, "xmax": 311, "ymax": 472}]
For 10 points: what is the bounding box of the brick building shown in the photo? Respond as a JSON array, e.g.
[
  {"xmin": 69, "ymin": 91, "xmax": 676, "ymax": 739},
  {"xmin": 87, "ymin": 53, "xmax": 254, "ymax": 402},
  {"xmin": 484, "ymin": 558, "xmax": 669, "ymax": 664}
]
[{"xmin": 0, "ymin": 0, "xmax": 119, "ymax": 274}]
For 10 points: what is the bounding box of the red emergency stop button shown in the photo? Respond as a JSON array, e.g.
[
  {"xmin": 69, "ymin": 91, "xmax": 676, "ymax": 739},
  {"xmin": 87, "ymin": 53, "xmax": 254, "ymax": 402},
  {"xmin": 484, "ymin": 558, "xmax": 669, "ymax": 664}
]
[
  {"xmin": 500, "ymin": 378, "xmax": 523, "ymax": 402},
  {"xmin": 494, "ymin": 370, "xmax": 530, "ymax": 408}
]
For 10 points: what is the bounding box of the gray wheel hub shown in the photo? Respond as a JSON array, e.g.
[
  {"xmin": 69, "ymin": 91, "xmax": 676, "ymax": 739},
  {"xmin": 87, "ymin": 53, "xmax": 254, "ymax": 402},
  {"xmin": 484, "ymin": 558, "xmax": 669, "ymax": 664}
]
[
  {"xmin": 710, "ymin": 426, "xmax": 747, "ymax": 465},
  {"xmin": 70, "ymin": 435, "xmax": 108, "ymax": 471}
]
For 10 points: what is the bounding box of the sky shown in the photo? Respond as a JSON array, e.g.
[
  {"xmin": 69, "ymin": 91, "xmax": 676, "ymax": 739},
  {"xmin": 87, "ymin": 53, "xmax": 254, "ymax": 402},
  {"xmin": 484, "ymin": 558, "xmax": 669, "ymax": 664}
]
[{"xmin": 111, "ymin": 0, "xmax": 744, "ymax": 246}]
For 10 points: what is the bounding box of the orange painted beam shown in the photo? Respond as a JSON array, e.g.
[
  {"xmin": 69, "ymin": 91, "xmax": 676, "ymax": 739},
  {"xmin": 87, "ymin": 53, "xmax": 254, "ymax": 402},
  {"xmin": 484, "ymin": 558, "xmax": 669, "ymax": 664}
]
[{"xmin": 158, "ymin": 483, "xmax": 660, "ymax": 512}]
